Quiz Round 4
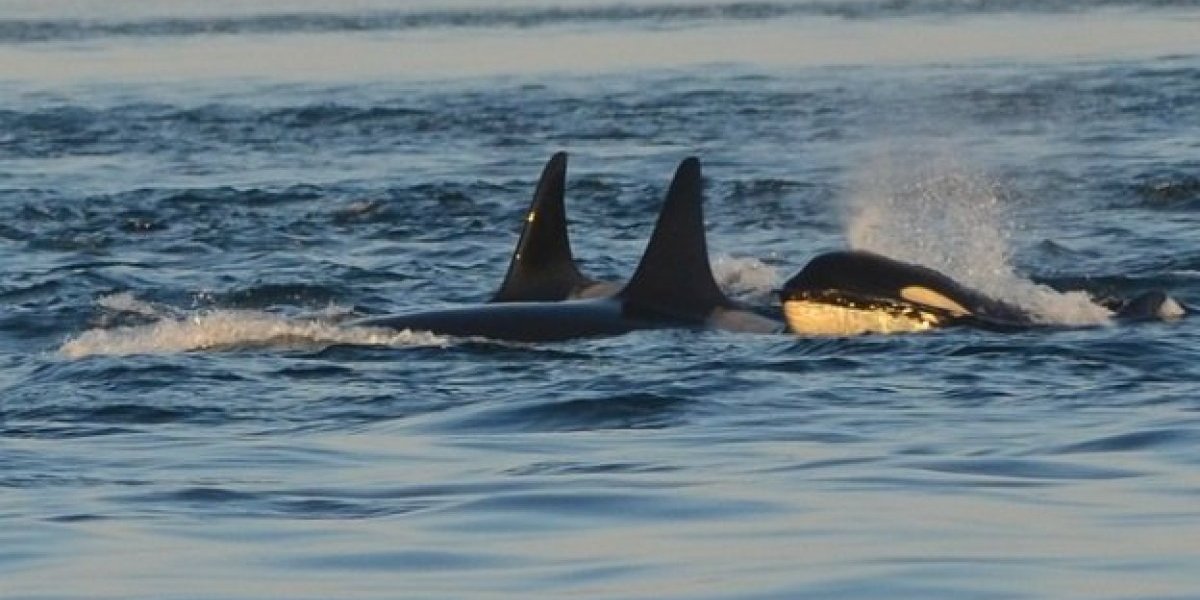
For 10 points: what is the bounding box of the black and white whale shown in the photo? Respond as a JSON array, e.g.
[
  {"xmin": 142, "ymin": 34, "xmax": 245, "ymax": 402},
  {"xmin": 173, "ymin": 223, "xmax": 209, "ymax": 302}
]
[
  {"xmin": 354, "ymin": 157, "xmax": 781, "ymax": 342},
  {"xmin": 490, "ymin": 152, "xmax": 778, "ymax": 323},
  {"xmin": 779, "ymin": 250, "xmax": 1187, "ymax": 336},
  {"xmin": 490, "ymin": 151, "xmax": 619, "ymax": 302}
]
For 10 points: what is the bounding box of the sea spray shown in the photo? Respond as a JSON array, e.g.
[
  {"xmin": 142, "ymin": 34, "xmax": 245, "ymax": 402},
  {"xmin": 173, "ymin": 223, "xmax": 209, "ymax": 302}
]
[
  {"xmin": 712, "ymin": 255, "xmax": 779, "ymax": 303},
  {"xmin": 843, "ymin": 154, "xmax": 1112, "ymax": 325},
  {"xmin": 60, "ymin": 296, "xmax": 448, "ymax": 358}
]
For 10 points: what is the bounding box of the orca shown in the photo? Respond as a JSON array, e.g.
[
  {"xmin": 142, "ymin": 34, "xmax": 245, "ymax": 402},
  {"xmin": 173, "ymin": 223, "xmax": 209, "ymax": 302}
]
[
  {"xmin": 489, "ymin": 152, "xmax": 777, "ymax": 329},
  {"xmin": 779, "ymin": 250, "xmax": 1030, "ymax": 335},
  {"xmin": 354, "ymin": 157, "xmax": 783, "ymax": 342},
  {"xmin": 490, "ymin": 151, "xmax": 619, "ymax": 302},
  {"xmin": 1100, "ymin": 289, "xmax": 1189, "ymax": 322},
  {"xmin": 779, "ymin": 250, "xmax": 1188, "ymax": 336}
]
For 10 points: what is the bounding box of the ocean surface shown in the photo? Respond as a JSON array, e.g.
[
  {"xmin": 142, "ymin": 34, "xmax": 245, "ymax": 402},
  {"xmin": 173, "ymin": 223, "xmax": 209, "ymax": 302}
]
[{"xmin": 3, "ymin": 1, "xmax": 1200, "ymax": 598}]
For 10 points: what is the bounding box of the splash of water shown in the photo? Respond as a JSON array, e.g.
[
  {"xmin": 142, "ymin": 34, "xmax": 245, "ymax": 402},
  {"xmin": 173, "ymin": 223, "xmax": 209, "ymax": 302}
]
[
  {"xmin": 60, "ymin": 295, "xmax": 448, "ymax": 359},
  {"xmin": 712, "ymin": 255, "xmax": 779, "ymax": 303},
  {"xmin": 843, "ymin": 155, "xmax": 1112, "ymax": 326}
]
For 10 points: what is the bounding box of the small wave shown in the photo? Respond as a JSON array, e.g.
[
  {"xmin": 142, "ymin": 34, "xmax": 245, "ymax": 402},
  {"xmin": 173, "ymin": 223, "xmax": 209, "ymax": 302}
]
[
  {"xmin": 213, "ymin": 283, "xmax": 347, "ymax": 310},
  {"xmin": 1131, "ymin": 176, "xmax": 1200, "ymax": 210},
  {"xmin": 80, "ymin": 291, "xmax": 184, "ymax": 330},
  {"xmin": 1034, "ymin": 272, "xmax": 1199, "ymax": 307},
  {"xmin": 60, "ymin": 307, "xmax": 447, "ymax": 359},
  {"xmin": 724, "ymin": 177, "xmax": 813, "ymax": 199},
  {"xmin": 1053, "ymin": 428, "xmax": 1197, "ymax": 454},
  {"xmin": 443, "ymin": 392, "xmax": 691, "ymax": 433},
  {"xmin": 159, "ymin": 185, "xmax": 323, "ymax": 207},
  {"xmin": 263, "ymin": 104, "xmax": 428, "ymax": 128},
  {"xmin": 96, "ymin": 291, "xmax": 180, "ymax": 319},
  {"xmin": 842, "ymin": 152, "xmax": 1113, "ymax": 326},
  {"xmin": 910, "ymin": 457, "xmax": 1141, "ymax": 481}
]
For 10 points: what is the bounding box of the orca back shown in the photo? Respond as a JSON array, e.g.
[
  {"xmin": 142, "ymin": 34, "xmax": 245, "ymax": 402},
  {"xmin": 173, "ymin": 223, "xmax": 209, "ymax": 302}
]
[
  {"xmin": 353, "ymin": 156, "xmax": 740, "ymax": 343},
  {"xmin": 491, "ymin": 152, "xmax": 594, "ymax": 302}
]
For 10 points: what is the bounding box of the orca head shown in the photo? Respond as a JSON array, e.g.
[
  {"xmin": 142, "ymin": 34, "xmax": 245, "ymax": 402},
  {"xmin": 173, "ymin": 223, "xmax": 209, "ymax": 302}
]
[
  {"xmin": 779, "ymin": 250, "xmax": 1027, "ymax": 335},
  {"xmin": 617, "ymin": 157, "xmax": 739, "ymax": 324},
  {"xmin": 491, "ymin": 152, "xmax": 611, "ymax": 302}
]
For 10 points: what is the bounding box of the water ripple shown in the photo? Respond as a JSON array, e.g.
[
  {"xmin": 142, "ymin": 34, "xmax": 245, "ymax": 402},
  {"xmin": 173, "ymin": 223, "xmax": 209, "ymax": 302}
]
[
  {"xmin": 443, "ymin": 392, "xmax": 693, "ymax": 433},
  {"xmin": 1052, "ymin": 428, "xmax": 1198, "ymax": 454},
  {"xmin": 908, "ymin": 458, "xmax": 1143, "ymax": 481}
]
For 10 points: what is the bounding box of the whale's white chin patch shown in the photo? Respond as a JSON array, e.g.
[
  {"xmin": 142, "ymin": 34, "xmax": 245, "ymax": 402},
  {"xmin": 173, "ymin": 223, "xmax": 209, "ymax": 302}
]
[{"xmin": 783, "ymin": 300, "xmax": 947, "ymax": 336}]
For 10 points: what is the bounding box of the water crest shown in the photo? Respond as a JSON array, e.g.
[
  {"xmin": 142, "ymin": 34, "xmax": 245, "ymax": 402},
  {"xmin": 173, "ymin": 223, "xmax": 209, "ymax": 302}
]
[{"xmin": 59, "ymin": 293, "xmax": 447, "ymax": 358}]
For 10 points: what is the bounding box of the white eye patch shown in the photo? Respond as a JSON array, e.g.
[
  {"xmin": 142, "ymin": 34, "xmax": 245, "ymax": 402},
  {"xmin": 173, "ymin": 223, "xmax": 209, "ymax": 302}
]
[{"xmin": 900, "ymin": 286, "xmax": 969, "ymax": 316}]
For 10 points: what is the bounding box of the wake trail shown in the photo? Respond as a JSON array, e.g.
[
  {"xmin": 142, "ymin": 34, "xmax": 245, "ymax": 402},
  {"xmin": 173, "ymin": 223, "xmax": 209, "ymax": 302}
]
[{"xmin": 60, "ymin": 293, "xmax": 447, "ymax": 358}]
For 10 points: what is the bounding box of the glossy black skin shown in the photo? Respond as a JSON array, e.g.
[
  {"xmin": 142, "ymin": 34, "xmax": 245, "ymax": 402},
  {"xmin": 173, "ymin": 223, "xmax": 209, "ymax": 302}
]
[
  {"xmin": 352, "ymin": 156, "xmax": 761, "ymax": 342},
  {"xmin": 781, "ymin": 249, "xmax": 1187, "ymax": 329},
  {"xmin": 782, "ymin": 250, "xmax": 1033, "ymax": 327},
  {"xmin": 355, "ymin": 298, "xmax": 692, "ymax": 342},
  {"xmin": 490, "ymin": 152, "xmax": 600, "ymax": 303},
  {"xmin": 487, "ymin": 151, "xmax": 780, "ymax": 326}
]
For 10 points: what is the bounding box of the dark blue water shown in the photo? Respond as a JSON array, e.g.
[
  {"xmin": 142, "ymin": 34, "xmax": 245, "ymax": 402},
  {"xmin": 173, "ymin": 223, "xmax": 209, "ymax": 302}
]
[{"xmin": 3, "ymin": 1, "xmax": 1200, "ymax": 598}]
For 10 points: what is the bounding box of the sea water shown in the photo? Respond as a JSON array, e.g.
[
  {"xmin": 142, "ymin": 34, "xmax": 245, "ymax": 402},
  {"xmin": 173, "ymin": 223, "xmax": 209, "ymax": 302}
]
[{"xmin": 3, "ymin": 1, "xmax": 1200, "ymax": 598}]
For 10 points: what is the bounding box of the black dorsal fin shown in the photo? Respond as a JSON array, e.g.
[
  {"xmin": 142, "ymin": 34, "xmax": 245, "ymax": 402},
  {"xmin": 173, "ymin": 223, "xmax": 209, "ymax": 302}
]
[
  {"xmin": 619, "ymin": 157, "xmax": 732, "ymax": 321},
  {"xmin": 491, "ymin": 152, "xmax": 593, "ymax": 302}
]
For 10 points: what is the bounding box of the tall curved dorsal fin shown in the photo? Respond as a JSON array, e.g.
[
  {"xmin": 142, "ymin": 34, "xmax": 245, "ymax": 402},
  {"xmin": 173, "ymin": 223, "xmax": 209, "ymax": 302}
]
[
  {"xmin": 491, "ymin": 152, "xmax": 593, "ymax": 302},
  {"xmin": 619, "ymin": 157, "xmax": 732, "ymax": 321}
]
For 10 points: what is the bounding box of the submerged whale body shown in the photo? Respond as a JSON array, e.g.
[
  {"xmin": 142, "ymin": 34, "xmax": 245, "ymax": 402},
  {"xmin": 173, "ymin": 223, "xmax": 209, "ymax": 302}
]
[
  {"xmin": 1100, "ymin": 289, "xmax": 1189, "ymax": 322},
  {"xmin": 780, "ymin": 250, "xmax": 1188, "ymax": 336},
  {"xmin": 354, "ymin": 157, "xmax": 781, "ymax": 342}
]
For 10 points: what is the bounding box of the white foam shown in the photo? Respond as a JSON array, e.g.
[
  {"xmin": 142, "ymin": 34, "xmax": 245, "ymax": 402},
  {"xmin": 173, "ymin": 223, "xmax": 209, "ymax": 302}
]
[
  {"xmin": 842, "ymin": 154, "xmax": 1112, "ymax": 326},
  {"xmin": 96, "ymin": 291, "xmax": 180, "ymax": 319},
  {"xmin": 712, "ymin": 255, "xmax": 779, "ymax": 303},
  {"xmin": 60, "ymin": 305, "xmax": 448, "ymax": 359}
]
